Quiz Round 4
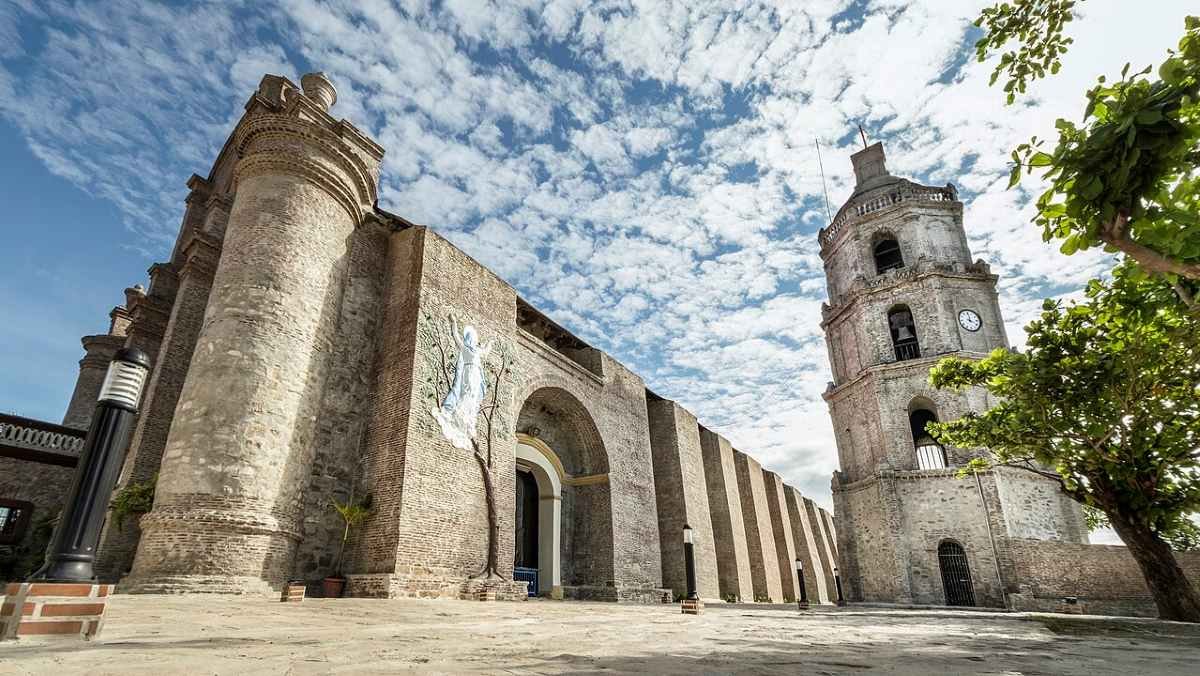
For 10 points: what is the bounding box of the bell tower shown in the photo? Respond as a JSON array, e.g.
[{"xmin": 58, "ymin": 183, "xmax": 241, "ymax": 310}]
[{"xmin": 822, "ymin": 143, "xmax": 1087, "ymax": 607}]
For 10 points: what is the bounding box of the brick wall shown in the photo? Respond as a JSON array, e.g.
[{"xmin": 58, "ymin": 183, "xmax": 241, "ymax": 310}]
[
  {"xmin": 291, "ymin": 221, "xmax": 390, "ymax": 586},
  {"xmin": 0, "ymin": 458, "xmax": 73, "ymax": 582},
  {"xmin": 1006, "ymin": 538, "xmax": 1200, "ymax": 617}
]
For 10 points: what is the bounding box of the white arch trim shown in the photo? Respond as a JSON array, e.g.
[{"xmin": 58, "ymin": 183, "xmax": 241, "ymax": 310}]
[{"xmin": 517, "ymin": 441, "xmax": 562, "ymax": 598}]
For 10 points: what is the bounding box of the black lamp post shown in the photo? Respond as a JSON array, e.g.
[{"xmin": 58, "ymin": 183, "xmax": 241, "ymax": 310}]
[
  {"xmin": 795, "ymin": 557, "xmax": 808, "ymax": 610},
  {"xmin": 32, "ymin": 347, "xmax": 150, "ymax": 582},
  {"xmin": 833, "ymin": 566, "xmax": 846, "ymax": 606},
  {"xmin": 682, "ymin": 524, "xmax": 698, "ymax": 602}
]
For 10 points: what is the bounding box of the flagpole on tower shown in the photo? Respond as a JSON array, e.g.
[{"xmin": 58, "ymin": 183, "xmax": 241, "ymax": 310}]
[{"xmin": 815, "ymin": 138, "xmax": 833, "ymax": 224}]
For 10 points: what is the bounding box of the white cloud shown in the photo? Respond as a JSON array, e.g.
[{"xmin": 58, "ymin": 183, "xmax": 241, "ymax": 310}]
[{"xmin": 0, "ymin": 0, "xmax": 1192, "ymax": 514}]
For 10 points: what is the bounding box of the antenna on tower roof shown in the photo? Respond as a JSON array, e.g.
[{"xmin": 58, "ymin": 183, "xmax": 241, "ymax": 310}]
[
  {"xmin": 857, "ymin": 123, "xmax": 868, "ymax": 149},
  {"xmin": 815, "ymin": 138, "xmax": 833, "ymax": 224}
]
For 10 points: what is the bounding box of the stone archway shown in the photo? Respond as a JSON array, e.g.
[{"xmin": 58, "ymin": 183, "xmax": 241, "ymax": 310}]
[
  {"xmin": 516, "ymin": 438, "xmax": 562, "ymax": 597},
  {"xmin": 516, "ymin": 387, "xmax": 615, "ymax": 600}
]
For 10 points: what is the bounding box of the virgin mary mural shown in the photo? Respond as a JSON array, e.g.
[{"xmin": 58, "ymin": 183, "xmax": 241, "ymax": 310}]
[{"xmin": 432, "ymin": 316, "xmax": 493, "ymax": 451}]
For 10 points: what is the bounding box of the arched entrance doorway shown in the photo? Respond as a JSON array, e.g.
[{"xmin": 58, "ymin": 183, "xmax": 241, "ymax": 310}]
[
  {"xmin": 938, "ymin": 540, "xmax": 976, "ymax": 606},
  {"xmin": 515, "ymin": 439, "xmax": 562, "ymax": 597},
  {"xmin": 515, "ymin": 387, "xmax": 614, "ymax": 600}
]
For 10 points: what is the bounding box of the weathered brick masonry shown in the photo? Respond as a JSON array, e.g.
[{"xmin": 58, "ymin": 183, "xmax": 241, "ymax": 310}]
[
  {"xmin": 5, "ymin": 72, "xmax": 839, "ymax": 605},
  {"xmin": 817, "ymin": 143, "xmax": 1193, "ymax": 616}
]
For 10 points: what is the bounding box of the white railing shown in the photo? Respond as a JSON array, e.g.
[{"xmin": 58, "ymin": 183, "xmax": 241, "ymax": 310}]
[
  {"xmin": 0, "ymin": 414, "xmax": 85, "ymax": 457},
  {"xmin": 820, "ymin": 183, "xmax": 957, "ymax": 247}
]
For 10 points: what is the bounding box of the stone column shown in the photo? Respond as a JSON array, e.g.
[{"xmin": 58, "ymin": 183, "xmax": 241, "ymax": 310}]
[
  {"xmin": 123, "ymin": 265, "xmax": 178, "ymax": 370},
  {"xmin": 61, "ymin": 334, "xmax": 124, "ymax": 430},
  {"xmin": 125, "ymin": 73, "xmax": 383, "ymax": 593},
  {"xmin": 61, "ymin": 286, "xmax": 143, "ymax": 430},
  {"xmin": 95, "ymin": 232, "xmax": 221, "ymax": 581}
]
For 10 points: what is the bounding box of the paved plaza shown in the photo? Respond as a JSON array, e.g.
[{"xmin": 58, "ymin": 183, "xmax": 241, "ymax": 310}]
[{"xmin": 3, "ymin": 596, "xmax": 1200, "ymax": 674}]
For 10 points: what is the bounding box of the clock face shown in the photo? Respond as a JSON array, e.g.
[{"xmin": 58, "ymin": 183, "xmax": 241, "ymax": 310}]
[{"xmin": 958, "ymin": 309, "xmax": 982, "ymax": 332}]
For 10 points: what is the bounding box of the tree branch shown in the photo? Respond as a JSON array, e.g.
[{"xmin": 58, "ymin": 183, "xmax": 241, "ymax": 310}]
[{"xmin": 1100, "ymin": 212, "xmax": 1200, "ymax": 283}]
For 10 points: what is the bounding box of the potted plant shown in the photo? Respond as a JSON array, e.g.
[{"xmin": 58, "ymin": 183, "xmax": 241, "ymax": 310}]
[{"xmin": 323, "ymin": 494, "xmax": 371, "ymax": 598}]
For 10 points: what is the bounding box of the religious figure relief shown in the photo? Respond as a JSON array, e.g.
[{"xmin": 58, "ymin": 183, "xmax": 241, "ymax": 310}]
[
  {"xmin": 431, "ymin": 316, "xmax": 492, "ymax": 451},
  {"xmin": 422, "ymin": 312, "xmax": 512, "ymax": 582}
]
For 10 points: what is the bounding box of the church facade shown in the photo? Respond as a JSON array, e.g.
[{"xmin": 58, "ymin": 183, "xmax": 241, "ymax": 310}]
[{"xmin": 1, "ymin": 72, "xmax": 842, "ymax": 603}]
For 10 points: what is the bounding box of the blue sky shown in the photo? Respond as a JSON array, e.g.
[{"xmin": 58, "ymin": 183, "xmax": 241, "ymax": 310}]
[{"xmin": 0, "ymin": 0, "xmax": 1192, "ymax": 515}]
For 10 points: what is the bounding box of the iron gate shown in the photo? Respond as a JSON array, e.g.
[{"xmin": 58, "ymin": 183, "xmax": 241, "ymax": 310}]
[
  {"xmin": 514, "ymin": 566, "xmax": 538, "ymax": 597},
  {"xmin": 937, "ymin": 541, "xmax": 976, "ymax": 607}
]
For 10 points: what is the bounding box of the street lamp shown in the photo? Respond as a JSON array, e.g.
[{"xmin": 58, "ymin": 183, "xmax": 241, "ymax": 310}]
[
  {"xmin": 683, "ymin": 524, "xmax": 698, "ymax": 601},
  {"xmin": 681, "ymin": 524, "xmax": 701, "ymax": 614},
  {"xmin": 33, "ymin": 347, "xmax": 150, "ymax": 582},
  {"xmin": 833, "ymin": 566, "xmax": 846, "ymax": 607},
  {"xmin": 794, "ymin": 557, "xmax": 808, "ymax": 610}
]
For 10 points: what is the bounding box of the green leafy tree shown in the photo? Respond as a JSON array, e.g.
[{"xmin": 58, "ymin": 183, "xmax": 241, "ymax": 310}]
[
  {"xmin": 928, "ymin": 263, "xmax": 1200, "ymax": 622},
  {"xmin": 977, "ymin": 4, "xmax": 1200, "ymax": 303},
  {"xmin": 975, "ymin": 0, "xmax": 1079, "ymax": 103}
]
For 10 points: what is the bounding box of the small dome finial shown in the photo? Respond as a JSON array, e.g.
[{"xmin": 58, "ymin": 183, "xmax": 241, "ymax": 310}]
[{"xmin": 300, "ymin": 72, "xmax": 338, "ymax": 112}]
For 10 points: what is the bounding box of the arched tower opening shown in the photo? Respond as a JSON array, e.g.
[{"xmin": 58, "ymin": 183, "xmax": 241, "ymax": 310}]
[
  {"xmin": 907, "ymin": 403, "xmax": 945, "ymax": 470},
  {"xmin": 873, "ymin": 237, "xmax": 904, "ymax": 274},
  {"xmin": 516, "ymin": 387, "xmax": 614, "ymax": 599},
  {"xmin": 887, "ymin": 305, "xmax": 920, "ymax": 361}
]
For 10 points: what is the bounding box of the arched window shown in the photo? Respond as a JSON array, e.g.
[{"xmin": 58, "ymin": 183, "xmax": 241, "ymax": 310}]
[
  {"xmin": 888, "ymin": 306, "xmax": 920, "ymax": 361},
  {"xmin": 874, "ymin": 238, "xmax": 904, "ymax": 274},
  {"xmin": 910, "ymin": 409, "xmax": 946, "ymax": 470}
]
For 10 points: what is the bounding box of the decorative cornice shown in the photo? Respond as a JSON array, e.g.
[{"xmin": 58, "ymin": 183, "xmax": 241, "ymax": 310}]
[
  {"xmin": 822, "ymin": 351, "xmax": 993, "ymax": 402},
  {"xmin": 821, "ymin": 260, "xmax": 997, "ymax": 325},
  {"xmin": 819, "ymin": 180, "xmax": 959, "ymax": 253},
  {"xmin": 233, "ymin": 113, "xmax": 379, "ymax": 224},
  {"xmin": 833, "ymin": 466, "xmax": 992, "ymax": 493}
]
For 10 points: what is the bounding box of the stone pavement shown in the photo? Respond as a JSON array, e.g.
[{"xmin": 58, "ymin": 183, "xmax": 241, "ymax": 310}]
[{"xmin": 2, "ymin": 596, "xmax": 1199, "ymax": 675}]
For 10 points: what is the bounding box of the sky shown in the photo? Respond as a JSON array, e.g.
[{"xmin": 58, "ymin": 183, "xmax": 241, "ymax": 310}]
[{"xmin": 0, "ymin": 1, "xmax": 1192, "ymax": 527}]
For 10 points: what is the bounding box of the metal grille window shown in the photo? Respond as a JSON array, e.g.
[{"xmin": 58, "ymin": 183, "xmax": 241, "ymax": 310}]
[
  {"xmin": 874, "ymin": 238, "xmax": 904, "ymax": 274},
  {"xmin": 888, "ymin": 307, "xmax": 921, "ymax": 361},
  {"xmin": 0, "ymin": 499, "xmax": 32, "ymax": 545},
  {"xmin": 937, "ymin": 541, "xmax": 976, "ymax": 606}
]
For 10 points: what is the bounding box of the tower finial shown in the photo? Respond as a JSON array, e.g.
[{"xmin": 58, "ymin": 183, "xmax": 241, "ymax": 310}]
[
  {"xmin": 300, "ymin": 72, "xmax": 338, "ymax": 112},
  {"xmin": 858, "ymin": 123, "xmax": 868, "ymax": 149}
]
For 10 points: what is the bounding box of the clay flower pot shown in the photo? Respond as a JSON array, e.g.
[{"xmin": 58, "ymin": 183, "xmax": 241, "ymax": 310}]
[{"xmin": 322, "ymin": 576, "xmax": 346, "ymax": 598}]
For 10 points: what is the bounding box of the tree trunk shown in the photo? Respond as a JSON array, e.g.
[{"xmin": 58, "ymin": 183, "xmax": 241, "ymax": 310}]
[
  {"xmin": 1109, "ymin": 512, "xmax": 1200, "ymax": 622},
  {"xmin": 472, "ymin": 449, "xmax": 502, "ymax": 580}
]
